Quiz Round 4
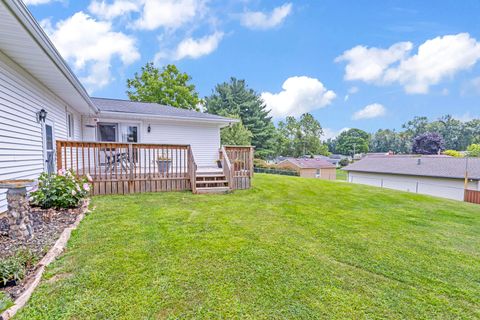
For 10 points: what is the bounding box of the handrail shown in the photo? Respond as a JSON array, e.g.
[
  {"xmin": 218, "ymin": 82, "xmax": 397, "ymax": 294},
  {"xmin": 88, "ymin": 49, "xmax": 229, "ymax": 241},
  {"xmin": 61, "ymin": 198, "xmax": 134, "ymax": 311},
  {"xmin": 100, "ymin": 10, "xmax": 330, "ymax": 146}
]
[
  {"xmin": 220, "ymin": 146, "xmax": 233, "ymax": 190},
  {"xmin": 187, "ymin": 145, "xmax": 197, "ymax": 193}
]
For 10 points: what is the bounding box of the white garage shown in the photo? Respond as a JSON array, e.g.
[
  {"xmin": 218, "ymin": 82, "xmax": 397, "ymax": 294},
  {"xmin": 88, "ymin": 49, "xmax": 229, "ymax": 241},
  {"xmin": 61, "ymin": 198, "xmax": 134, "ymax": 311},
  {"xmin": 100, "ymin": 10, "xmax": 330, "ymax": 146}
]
[{"xmin": 343, "ymin": 155, "xmax": 480, "ymax": 201}]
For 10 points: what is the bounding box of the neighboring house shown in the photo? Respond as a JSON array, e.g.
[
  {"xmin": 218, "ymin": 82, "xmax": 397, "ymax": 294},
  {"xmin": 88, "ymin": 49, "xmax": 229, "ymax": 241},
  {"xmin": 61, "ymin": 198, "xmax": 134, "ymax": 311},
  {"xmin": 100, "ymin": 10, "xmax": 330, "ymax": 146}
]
[
  {"xmin": 343, "ymin": 155, "xmax": 480, "ymax": 201},
  {"xmin": 303, "ymin": 155, "xmax": 341, "ymax": 168},
  {"xmin": 277, "ymin": 158, "xmax": 336, "ymax": 180},
  {"xmin": 0, "ymin": 0, "xmax": 237, "ymax": 211}
]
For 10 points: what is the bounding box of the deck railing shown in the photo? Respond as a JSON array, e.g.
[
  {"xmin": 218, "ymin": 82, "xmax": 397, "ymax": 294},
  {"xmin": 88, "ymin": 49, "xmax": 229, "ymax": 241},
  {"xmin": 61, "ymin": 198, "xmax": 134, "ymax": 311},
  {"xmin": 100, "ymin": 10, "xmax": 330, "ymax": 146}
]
[
  {"xmin": 223, "ymin": 146, "xmax": 254, "ymax": 190},
  {"xmin": 56, "ymin": 140, "xmax": 193, "ymax": 195}
]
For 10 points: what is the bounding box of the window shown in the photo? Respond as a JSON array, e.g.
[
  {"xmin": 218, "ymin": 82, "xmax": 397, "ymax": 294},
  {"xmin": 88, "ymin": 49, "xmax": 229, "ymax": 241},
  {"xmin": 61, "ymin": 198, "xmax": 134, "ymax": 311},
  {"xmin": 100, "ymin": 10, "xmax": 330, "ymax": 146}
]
[
  {"xmin": 97, "ymin": 123, "xmax": 117, "ymax": 142},
  {"xmin": 316, "ymin": 169, "xmax": 320, "ymax": 178},
  {"xmin": 67, "ymin": 112, "xmax": 74, "ymax": 138}
]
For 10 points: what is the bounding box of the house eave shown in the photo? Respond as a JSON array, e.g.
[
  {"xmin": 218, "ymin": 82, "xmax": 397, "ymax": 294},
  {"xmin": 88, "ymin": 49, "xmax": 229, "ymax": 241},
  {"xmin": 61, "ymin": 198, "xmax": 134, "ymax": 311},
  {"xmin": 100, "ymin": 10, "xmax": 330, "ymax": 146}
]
[
  {"xmin": 2, "ymin": 0, "xmax": 98, "ymax": 114},
  {"xmin": 343, "ymin": 169, "xmax": 480, "ymax": 181},
  {"xmin": 97, "ymin": 110, "xmax": 239, "ymax": 126}
]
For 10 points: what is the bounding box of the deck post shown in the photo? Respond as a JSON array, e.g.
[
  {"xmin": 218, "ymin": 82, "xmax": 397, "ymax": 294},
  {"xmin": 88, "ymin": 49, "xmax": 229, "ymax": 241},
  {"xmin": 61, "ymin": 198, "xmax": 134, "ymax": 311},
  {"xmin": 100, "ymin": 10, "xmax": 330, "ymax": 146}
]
[
  {"xmin": 128, "ymin": 144, "xmax": 134, "ymax": 193},
  {"xmin": 56, "ymin": 140, "xmax": 62, "ymax": 171}
]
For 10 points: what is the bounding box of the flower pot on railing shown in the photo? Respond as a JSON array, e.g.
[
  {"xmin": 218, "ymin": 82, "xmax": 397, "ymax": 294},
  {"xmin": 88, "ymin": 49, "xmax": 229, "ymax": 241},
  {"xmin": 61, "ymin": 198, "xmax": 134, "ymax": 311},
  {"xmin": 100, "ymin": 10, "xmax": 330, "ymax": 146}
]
[{"xmin": 156, "ymin": 158, "xmax": 172, "ymax": 173}]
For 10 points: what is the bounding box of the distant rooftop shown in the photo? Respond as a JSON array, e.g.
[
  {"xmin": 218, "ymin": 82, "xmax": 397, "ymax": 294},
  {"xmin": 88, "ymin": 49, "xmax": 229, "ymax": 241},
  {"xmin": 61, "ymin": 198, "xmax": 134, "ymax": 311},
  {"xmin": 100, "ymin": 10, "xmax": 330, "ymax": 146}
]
[
  {"xmin": 281, "ymin": 158, "xmax": 336, "ymax": 169},
  {"xmin": 343, "ymin": 155, "xmax": 480, "ymax": 180},
  {"xmin": 91, "ymin": 97, "xmax": 235, "ymax": 123}
]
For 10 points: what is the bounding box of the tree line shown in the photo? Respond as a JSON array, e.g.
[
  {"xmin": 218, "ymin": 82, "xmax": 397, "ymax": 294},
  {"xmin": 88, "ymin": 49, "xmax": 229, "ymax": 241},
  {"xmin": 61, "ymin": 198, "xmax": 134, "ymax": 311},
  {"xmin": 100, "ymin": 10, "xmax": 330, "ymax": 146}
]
[{"xmin": 126, "ymin": 63, "xmax": 480, "ymax": 158}]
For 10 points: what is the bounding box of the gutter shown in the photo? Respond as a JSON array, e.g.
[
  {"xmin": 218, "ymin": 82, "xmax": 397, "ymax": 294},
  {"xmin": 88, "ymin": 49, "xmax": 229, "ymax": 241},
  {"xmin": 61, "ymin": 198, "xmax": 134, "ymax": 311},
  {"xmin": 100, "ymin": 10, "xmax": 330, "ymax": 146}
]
[
  {"xmin": 98, "ymin": 110, "xmax": 239, "ymax": 125},
  {"xmin": 3, "ymin": 0, "xmax": 98, "ymax": 113}
]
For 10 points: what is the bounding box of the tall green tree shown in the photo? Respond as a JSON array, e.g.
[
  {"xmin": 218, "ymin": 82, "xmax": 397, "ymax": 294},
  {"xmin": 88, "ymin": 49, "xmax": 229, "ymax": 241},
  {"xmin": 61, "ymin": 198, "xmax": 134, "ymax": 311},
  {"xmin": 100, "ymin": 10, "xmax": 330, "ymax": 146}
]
[
  {"xmin": 126, "ymin": 63, "xmax": 200, "ymax": 110},
  {"xmin": 335, "ymin": 128, "xmax": 370, "ymax": 156},
  {"xmin": 427, "ymin": 115, "xmax": 465, "ymax": 150},
  {"xmin": 275, "ymin": 113, "xmax": 329, "ymax": 157},
  {"xmin": 205, "ymin": 78, "xmax": 275, "ymax": 158},
  {"xmin": 220, "ymin": 117, "xmax": 253, "ymax": 146}
]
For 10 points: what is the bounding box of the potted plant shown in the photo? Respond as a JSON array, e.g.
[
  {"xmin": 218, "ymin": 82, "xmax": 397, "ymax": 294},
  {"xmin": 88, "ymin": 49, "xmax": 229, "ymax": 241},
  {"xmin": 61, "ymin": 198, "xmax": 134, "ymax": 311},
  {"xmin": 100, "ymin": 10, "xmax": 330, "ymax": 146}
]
[{"xmin": 156, "ymin": 153, "xmax": 172, "ymax": 173}]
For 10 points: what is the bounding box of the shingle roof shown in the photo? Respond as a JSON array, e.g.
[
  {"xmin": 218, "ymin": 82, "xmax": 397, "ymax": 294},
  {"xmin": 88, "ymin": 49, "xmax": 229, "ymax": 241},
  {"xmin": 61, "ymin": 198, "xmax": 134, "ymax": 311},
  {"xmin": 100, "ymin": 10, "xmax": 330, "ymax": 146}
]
[
  {"xmin": 91, "ymin": 97, "xmax": 235, "ymax": 122},
  {"xmin": 343, "ymin": 155, "xmax": 480, "ymax": 180},
  {"xmin": 282, "ymin": 158, "xmax": 336, "ymax": 169}
]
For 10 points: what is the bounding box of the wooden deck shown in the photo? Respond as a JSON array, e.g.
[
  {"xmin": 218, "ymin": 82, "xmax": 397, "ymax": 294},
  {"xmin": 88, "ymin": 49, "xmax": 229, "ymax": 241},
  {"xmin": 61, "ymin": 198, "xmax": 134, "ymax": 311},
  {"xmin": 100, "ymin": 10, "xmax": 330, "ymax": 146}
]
[{"xmin": 56, "ymin": 141, "xmax": 253, "ymax": 195}]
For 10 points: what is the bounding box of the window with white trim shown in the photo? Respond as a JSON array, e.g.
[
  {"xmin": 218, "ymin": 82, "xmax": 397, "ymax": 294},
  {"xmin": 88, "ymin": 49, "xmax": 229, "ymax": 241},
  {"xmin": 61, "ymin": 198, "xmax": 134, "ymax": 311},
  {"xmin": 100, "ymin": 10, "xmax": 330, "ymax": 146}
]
[{"xmin": 67, "ymin": 112, "xmax": 74, "ymax": 139}]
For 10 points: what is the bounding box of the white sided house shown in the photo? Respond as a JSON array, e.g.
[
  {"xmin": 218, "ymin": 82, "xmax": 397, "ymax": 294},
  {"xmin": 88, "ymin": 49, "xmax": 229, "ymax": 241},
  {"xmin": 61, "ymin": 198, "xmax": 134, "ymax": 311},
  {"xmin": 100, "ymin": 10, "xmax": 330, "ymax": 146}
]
[
  {"xmin": 0, "ymin": 0, "xmax": 250, "ymax": 212},
  {"xmin": 343, "ymin": 155, "xmax": 480, "ymax": 202}
]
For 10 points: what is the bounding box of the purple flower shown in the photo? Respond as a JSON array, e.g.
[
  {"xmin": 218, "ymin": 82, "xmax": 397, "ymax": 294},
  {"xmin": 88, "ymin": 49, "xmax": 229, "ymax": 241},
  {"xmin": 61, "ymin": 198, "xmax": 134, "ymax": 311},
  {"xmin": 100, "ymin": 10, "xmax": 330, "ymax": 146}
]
[{"xmin": 83, "ymin": 183, "xmax": 90, "ymax": 192}]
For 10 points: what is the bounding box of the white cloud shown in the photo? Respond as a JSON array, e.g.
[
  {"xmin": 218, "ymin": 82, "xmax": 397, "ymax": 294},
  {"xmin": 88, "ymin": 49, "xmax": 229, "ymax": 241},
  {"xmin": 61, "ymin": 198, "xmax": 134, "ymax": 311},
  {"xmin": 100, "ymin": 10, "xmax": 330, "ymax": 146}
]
[
  {"xmin": 344, "ymin": 86, "xmax": 359, "ymax": 101},
  {"xmin": 322, "ymin": 127, "xmax": 349, "ymax": 141},
  {"xmin": 337, "ymin": 33, "xmax": 480, "ymax": 94},
  {"xmin": 173, "ymin": 32, "xmax": 224, "ymax": 60},
  {"xmin": 352, "ymin": 103, "xmax": 386, "ymax": 120},
  {"xmin": 41, "ymin": 12, "xmax": 140, "ymax": 92},
  {"xmin": 88, "ymin": 0, "xmax": 139, "ymax": 20},
  {"xmin": 241, "ymin": 3, "xmax": 292, "ymax": 30},
  {"xmin": 336, "ymin": 42, "xmax": 413, "ymax": 83},
  {"xmin": 134, "ymin": 0, "xmax": 205, "ymax": 30},
  {"xmin": 261, "ymin": 76, "xmax": 336, "ymax": 118}
]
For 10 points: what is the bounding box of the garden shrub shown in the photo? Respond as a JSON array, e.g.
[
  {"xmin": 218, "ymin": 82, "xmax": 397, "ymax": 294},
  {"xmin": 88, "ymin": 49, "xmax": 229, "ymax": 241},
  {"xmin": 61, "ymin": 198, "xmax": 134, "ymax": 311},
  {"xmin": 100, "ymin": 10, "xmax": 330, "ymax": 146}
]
[
  {"xmin": 0, "ymin": 250, "xmax": 36, "ymax": 286},
  {"xmin": 0, "ymin": 292, "xmax": 13, "ymax": 313},
  {"xmin": 467, "ymin": 144, "xmax": 480, "ymax": 157},
  {"xmin": 31, "ymin": 169, "xmax": 91, "ymax": 209},
  {"xmin": 339, "ymin": 158, "xmax": 350, "ymax": 167},
  {"xmin": 442, "ymin": 150, "xmax": 463, "ymax": 157}
]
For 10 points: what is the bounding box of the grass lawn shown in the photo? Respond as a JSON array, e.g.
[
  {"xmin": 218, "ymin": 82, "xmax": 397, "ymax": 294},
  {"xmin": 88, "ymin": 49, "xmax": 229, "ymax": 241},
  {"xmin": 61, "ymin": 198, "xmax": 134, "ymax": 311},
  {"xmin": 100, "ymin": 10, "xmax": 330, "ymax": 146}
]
[
  {"xmin": 15, "ymin": 174, "xmax": 480, "ymax": 319},
  {"xmin": 336, "ymin": 168, "xmax": 347, "ymax": 181}
]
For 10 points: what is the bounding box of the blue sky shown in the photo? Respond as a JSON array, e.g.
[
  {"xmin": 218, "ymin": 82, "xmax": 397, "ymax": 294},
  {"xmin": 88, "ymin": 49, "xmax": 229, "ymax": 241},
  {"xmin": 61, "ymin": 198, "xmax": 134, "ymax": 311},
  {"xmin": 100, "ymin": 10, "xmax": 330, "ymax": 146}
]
[{"xmin": 26, "ymin": 0, "xmax": 480, "ymax": 138}]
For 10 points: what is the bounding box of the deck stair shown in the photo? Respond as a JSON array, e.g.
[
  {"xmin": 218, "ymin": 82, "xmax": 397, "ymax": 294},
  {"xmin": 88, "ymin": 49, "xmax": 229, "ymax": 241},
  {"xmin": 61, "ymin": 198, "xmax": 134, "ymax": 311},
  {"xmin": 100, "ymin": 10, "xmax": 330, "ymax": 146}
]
[{"xmin": 195, "ymin": 168, "xmax": 230, "ymax": 194}]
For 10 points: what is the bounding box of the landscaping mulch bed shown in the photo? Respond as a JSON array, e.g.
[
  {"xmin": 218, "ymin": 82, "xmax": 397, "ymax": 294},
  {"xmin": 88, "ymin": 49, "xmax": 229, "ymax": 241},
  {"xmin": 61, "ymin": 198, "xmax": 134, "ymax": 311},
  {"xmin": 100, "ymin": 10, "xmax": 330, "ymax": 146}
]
[{"xmin": 0, "ymin": 206, "xmax": 84, "ymax": 301}]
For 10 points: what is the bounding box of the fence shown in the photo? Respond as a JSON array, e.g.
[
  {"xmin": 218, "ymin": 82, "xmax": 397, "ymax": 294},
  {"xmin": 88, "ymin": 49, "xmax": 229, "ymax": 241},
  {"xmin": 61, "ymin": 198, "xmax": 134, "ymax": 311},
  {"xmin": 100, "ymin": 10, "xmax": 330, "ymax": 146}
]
[
  {"xmin": 465, "ymin": 189, "xmax": 480, "ymax": 204},
  {"xmin": 254, "ymin": 167, "xmax": 300, "ymax": 177},
  {"xmin": 56, "ymin": 141, "xmax": 193, "ymax": 195}
]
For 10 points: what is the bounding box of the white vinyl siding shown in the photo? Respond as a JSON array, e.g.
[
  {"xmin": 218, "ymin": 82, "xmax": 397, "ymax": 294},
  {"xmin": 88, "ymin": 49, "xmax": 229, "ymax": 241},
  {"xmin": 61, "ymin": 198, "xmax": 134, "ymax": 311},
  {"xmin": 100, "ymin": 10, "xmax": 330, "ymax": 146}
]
[
  {"xmin": 142, "ymin": 120, "xmax": 221, "ymax": 167},
  {"xmin": 0, "ymin": 50, "xmax": 82, "ymax": 213},
  {"xmin": 347, "ymin": 171, "xmax": 479, "ymax": 201}
]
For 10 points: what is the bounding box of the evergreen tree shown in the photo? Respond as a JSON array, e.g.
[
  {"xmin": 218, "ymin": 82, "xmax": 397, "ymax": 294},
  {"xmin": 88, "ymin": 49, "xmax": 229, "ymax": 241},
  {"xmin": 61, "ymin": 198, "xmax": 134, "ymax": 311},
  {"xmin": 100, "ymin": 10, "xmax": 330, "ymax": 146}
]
[{"xmin": 205, "ymin": 78, "xmax": 275, "ymax": 158}]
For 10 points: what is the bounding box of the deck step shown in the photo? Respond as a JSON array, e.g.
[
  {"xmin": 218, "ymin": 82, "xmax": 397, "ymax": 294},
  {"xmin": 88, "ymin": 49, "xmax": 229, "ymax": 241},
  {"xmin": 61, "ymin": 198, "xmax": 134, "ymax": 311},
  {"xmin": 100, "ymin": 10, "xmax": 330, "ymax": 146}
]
[
  {"xmin": 195, "ymin": 186, "xmax": 230, "ymax": 194},
  {"xmin": 196, "ymin": 180, "xmax": 228, "ymax": 185}
]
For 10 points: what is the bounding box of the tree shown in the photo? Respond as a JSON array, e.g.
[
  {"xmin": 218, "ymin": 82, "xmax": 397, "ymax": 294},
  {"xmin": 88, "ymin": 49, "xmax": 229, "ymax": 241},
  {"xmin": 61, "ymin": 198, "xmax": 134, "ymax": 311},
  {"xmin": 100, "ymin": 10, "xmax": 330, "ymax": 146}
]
[
  {"xmin": 467, "ymin": 144, "xmax": 480, "ymax": 157},
  {"xmin": 275, "ymin": 113, "xmax": 329, "ymax": 157},
  {"xmin": 370, "ymin": 129, "xmax": 402, "ymax": 153},
  {"xmin": 127, "ymin": 63, "xmax": 200, "ymax": 110},
  {"xmin": 427, "ymin": 115, "xmax": 465, "ymax": 150},
  {"xmin": 412, "ymin": 132, "xmax": 445, "ymax": 155},
  {"xmin": 402, "ymin": 116, "xmax": 429, "ymax": 138},
  {"xmin": 205, "ymin": 78, "xmax": 275, "ymax": 158},
  {"xmin": 335, "ymin": 129, "xmax": 370, "ymax": 156},
  {"xmin": 220, "ymin": 118, "xmax": 253, "ymax": 146}
]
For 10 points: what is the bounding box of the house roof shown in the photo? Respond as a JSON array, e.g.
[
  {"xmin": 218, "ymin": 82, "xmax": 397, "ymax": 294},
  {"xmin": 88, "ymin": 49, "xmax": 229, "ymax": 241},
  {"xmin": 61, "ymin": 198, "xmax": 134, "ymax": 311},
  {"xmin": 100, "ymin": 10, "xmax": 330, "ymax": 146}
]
[
  {"xmin": 91, "ymin": 97, "xmax": 237, "ymax": 124},
  {"xmin": 0, "ymin": 0, "xmax": 96, "ymax": 114},
  {"xmin": 281, "ymin": 158, "xmax": 336, "ymax": 169},
  {"xmin": 343, "ymin": 155, "xmax": 480, "ymax": 180}
]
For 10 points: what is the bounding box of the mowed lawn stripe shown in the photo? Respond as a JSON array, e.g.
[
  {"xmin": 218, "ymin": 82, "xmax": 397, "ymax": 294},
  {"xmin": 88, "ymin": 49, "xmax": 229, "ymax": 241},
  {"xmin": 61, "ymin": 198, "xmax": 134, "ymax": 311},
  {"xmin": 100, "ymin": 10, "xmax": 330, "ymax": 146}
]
[{"xmin": 15, "ymin": 174, "xmax": 480, "ymax": 319}]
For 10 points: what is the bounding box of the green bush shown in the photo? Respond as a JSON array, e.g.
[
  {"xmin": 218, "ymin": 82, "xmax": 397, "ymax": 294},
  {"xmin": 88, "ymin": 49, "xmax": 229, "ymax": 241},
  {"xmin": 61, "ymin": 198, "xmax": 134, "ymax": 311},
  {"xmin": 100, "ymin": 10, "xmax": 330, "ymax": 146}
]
[
  {"xmin": 0, "ymin": 250, "xmax": 36, "ymax": 286},
  {"xmin": 31, "ymin": 169, "xmax": 91, "ymax": 209},
  {"xmin": 339, "ymin": 158, "xmax": 350, "ymax": 167},
  {"xmin": 443, "ymin": 150, "xmax": 463, "ymax": 158},
  {"xmin": 467, "ymin": 144, "xmax": 480, "ymax": 157}
]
